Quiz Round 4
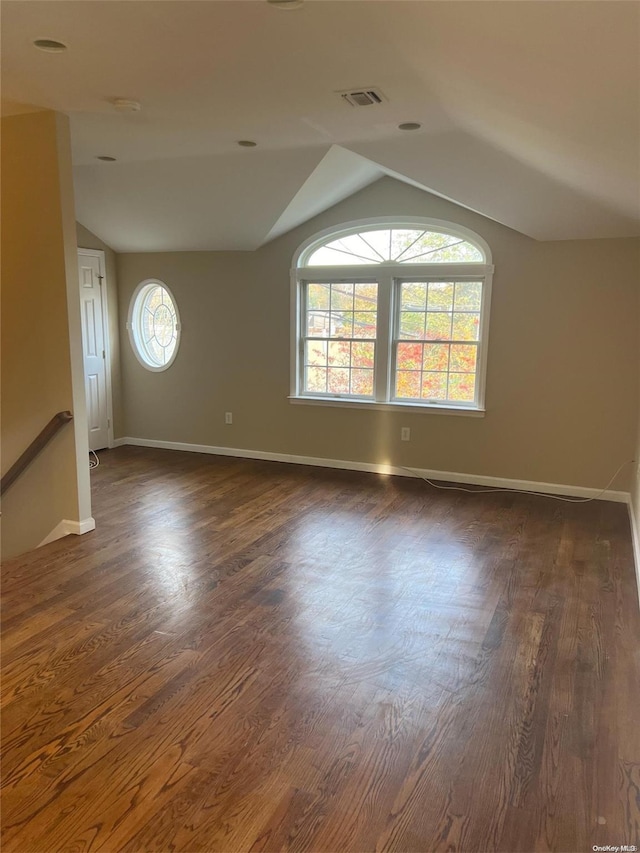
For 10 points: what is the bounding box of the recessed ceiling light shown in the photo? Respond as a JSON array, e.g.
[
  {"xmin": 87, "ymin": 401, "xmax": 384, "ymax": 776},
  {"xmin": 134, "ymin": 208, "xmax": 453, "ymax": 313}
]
[
  {"xmin": 96, "ymin": 156, "xmax": 117, "ymax": 162},
  {"xmin": 111, "ymin": 98, "xmax": 142, "ymax": 113},
  {"xmin": 33, "ymin": 38, "xmax": 67, "ymax": 52},
  {"xmin": 398, "ymin": 122, "xmax": 422, "ymax": 131},
  {"xmin": 237, "ymin": 140, "xmax": 257, "ymax": 147},
  {"xmin": 267, "ymin": 0, "xmax": 304, "ymax": 9}
]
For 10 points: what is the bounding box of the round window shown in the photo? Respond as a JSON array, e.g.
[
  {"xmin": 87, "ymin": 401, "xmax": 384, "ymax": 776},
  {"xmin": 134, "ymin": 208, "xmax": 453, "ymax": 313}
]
[{"xmin": 128, "ymin": 280, "xmax": 180, "ymax": 370}]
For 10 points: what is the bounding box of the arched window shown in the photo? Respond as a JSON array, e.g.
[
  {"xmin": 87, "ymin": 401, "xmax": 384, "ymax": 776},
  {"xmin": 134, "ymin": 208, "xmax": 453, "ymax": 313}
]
[
  {"xmin": 128, "ymin": 280, "xmax": 181, "ymax": 371},
  {"xmin": 291, "ymin": 218, "xmax": 493, "ymax": 412}
]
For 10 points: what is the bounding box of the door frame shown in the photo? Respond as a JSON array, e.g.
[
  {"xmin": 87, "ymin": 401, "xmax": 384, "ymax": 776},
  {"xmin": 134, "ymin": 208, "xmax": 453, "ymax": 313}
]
[{"xmin": 78, "ymin": 247, "xmax": 115, "ymax": 449}]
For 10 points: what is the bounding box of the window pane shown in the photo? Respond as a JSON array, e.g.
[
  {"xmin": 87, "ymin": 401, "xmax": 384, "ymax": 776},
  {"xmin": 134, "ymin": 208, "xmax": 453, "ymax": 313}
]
[
  {"xmin": 148, "ymin": 337, "xmax": 165, "ymax": 365},
  {"xmin": 400, "ymin": 282, "xmax": 427, "ymax": 311},
  {"xmin": 417, "ymin": 242, "xmax": 483, "ymax": 263},
  {"xmin": 328, "ymin": 340, "xmax": 351, "ymax": 367},
  {"xmin": 395, "ymin": 371, "xmax": 421, "ymax": 398},
  {"xmin": 306, "ymin": 246, "xmax": 373, "ymax": 265},
  {"xmin": 327, "ymin": 368, "xmax": 350, "ymax": 394},
  {"xmin": 391, "ymin": 230, "xmax": 428, "ymax": 261},
  {"xmin": 304, "ymin": 229, "xmax": 483, "ymax": 266},
  {"xmin": 422, "ymin": 372, "xmax": 448, "ymax": 399},
  {"xmin": 305, "ymin": 283, "xmax": 377, "ymax": 342},
  {"xmin": 351, "ymin": 369, "xmax": 374, "ymax": 396},
  {"xmin": 153, "ymin": 303, "xmax": 173, "ymax": 346},
  {"xmin": 450, "ymin": 344, "xmax": 477, "ymax": 373},
  {"xmin": 427, "ymin": 282, "xmax": 454, "ymax": 311},
  {"xmin": 304, "ymin": 340, "xmax": 375, "ymax": 397},
  {"xmin": 426, "ymin": 312, "xmax": 452, "ymax": 340},
  {"xmin": 324, "ymin": 237, "xmax": 382, "ymax": 264},
  {"xmin": 399, "ymin": 311, "xmax": 425, "ymax": 340},
  {"xmin": 397, "ymin": 342, "xmax": 423, "ymax": 370},
  {"xmin": 448, "ymin": 373, "xmax": 476, "ymax": 402},
  {"xmin": 331, "ymin": 311, "xmax": 353, "ymax": 338},
  {"xmin": 351, "ymin": 341, "xmax": 375, "ymax": 368},
  {"xmin": 423, "ymin": 343, "xmax": 449, "ymax": 372},
  {"xmin": 308, "ymin": 283, "xmax": 330, "ymax": 310},
  {"xmin": 331, "ymin": 283, "xmax": 354, "ymax": 311},
  {"xmin": 354, "ymin": 282, "xmax": 378, "ymax": 311},
  {"xmin": 307, "ymin": 310, "xmax": 330, "ymax": 337},
  {"xmin": 305, "ymin": 340, "xmax": 327, "ymax": 366},
  {"xmin": 395, "ymin": 231, "xmax": 462, "ymax": 263},
  {"xmin": 452, "ymin": 313, "xmax": 480, "ymax": 341},
  {"xmin": 454, "ymin": 281, "xmax": 482, "ymax": 312},
  {"xmin": 306, "ymin": 366, "xmax": 327, "ymax": 393},
  {"xmin": 145, "ymin": 287, "xmax": 162, "ymax": 312},
  {"xmin": 353, "ymin": 312, "xmax": 377, "ymax": 338},
  {"xmin": 338, "ymin": 235, "xmax": 385, "ymax": 263},
  {"xmin": 142, "ymin": 307, "xmax": 154, "ymax": 343},
  {"xmin": 359, "ymin": 230, "xmax": 391, "ymax": 261}
]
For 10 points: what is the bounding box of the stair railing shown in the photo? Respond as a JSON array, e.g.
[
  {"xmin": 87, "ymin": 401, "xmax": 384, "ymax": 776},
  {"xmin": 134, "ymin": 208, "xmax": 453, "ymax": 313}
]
[{"xmin": 1, "ymin": 411, "xmax": 74, "ymax": 497}]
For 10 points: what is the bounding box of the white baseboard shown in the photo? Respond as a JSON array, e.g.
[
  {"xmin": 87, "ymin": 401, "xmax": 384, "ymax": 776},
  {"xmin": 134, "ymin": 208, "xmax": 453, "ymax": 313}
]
[
  {"xmin": 67, "ymin": 517, "xmax": 96, "ymax": 535},
  {"xmin": 38, "ymin": 516, "xmax": 96, "ymax": 548},
  {"xmin": 112, "ymin": 436, "xmax": 629, "ymax": 504}
]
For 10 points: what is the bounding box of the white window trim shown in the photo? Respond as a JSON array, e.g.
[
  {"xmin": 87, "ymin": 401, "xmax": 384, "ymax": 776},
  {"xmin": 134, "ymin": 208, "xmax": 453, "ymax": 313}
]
[
  {"xmin": 288, "ymin": 397, "xmax": 485, "ymax": 417},
  {"xmin": 127, "ymin": 279, "xmax": 181, "ymax": 372},
  {"xmin": 290, "ymin": 217, "xmax": 494, "ymax": 415}
]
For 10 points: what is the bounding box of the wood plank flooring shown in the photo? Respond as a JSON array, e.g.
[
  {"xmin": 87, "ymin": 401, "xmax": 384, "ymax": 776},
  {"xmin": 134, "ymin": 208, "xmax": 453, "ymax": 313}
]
[{"xmin": 2, "ymin": 446, "xmax": 639, "ymax": 852}]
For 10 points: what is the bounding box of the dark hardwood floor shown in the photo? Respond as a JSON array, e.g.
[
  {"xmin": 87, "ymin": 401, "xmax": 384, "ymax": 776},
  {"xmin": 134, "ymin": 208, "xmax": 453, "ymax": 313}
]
[{"xmin": 2, "ymin": 446, "xmax": 639, "ymax": 852}]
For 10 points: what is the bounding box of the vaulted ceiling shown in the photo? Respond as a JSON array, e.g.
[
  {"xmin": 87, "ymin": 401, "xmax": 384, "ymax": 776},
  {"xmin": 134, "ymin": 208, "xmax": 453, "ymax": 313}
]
[{"xmin": 2, "ymin": 0, "xmax": 639, "ymax": 251}]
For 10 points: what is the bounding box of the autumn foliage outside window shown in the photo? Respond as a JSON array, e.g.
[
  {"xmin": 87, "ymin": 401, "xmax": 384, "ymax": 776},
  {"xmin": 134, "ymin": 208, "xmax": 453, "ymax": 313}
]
[
  {"xmin": 395, "ymin": 281, "xmax": 482, "ymax": 404},
  {"xmin": 304, "ymin": 282, "xmax": 378, "ymax": 397}
]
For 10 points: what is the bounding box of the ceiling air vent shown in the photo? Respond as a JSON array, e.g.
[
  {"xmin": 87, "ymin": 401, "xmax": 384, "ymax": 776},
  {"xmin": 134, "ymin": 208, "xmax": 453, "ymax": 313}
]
[{"xmin": 338, "ymin": 88, "xmax": 385, "ymax": 107}]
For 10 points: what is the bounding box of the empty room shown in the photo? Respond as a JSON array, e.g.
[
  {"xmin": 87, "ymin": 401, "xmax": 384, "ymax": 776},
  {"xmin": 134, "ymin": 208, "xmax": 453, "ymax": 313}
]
[{"xmin": 1, "ymin": 1, "xmax": 639, "ymax": 851}]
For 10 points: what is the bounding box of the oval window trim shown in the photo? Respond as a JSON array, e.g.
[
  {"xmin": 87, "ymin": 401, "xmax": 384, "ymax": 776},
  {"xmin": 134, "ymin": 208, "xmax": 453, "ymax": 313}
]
[{"xmin": 128, "ymin": 279, "xmax": 181, "ymax": 372}]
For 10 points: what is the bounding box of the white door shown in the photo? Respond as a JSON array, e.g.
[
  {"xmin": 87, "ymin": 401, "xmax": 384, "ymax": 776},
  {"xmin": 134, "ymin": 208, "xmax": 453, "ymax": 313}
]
[{"xmin": 78, "ymin": 251, "xmax": 109, "ymax": 451}]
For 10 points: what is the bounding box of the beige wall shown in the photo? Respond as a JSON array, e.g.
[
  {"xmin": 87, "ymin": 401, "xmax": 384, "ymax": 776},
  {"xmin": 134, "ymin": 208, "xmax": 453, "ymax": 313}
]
[
  {"xmin": 116, "ymin": 178, "xmax": 639, "ymax": 492},
  {"xmin": 633, "ymin": 421, "xmax": 640, "ymax": 584},
  {"xmin": 76, "ymin": 223, "xmax": 123, "ymax": 437},
  {"xmin": 1, "ymin": 111, "xmax": 91, "ymax": 559},
  {"xmin": 632, "ymin": 277, "xmax": 640, "ymax": 534}
]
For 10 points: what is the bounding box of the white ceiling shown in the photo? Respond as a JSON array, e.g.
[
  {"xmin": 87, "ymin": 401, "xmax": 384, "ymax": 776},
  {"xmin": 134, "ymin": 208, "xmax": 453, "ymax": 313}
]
[{"xmin": 2, "ymin": 0, "xmax": 639, "ymax": 250}]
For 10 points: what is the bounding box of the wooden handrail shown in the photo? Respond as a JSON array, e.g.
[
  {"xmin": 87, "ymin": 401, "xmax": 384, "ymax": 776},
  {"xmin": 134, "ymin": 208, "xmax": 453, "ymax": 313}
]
[{"xmin": 1, "ymin": 411, "xmax": 73, "ymax": 497}]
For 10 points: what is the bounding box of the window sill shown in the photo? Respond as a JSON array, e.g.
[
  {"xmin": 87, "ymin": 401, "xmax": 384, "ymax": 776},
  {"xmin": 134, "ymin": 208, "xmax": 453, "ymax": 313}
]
[{"xmin": 288, "ymin": 396, "xmax": 485, "ymax": 417}]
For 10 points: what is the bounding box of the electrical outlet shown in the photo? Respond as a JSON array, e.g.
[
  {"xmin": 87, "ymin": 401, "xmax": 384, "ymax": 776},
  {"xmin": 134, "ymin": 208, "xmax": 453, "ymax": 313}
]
[
  {"xmin": 401, "ymin": 427, "xmax": 410, "ymax": 441},
  {"xmin": 225, "ymin": 412, "xmax": 233, "ymax": 424}
]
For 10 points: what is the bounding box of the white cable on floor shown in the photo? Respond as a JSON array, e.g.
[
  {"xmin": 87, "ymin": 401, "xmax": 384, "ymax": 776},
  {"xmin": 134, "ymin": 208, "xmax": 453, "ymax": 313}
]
[
  {"xmin": 89, "ymin": 450, "xmax": 100, "ymax": 470},
  {"xmin": 401, "ymin": 459, "xmax": 635, "ymax": 504}
]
